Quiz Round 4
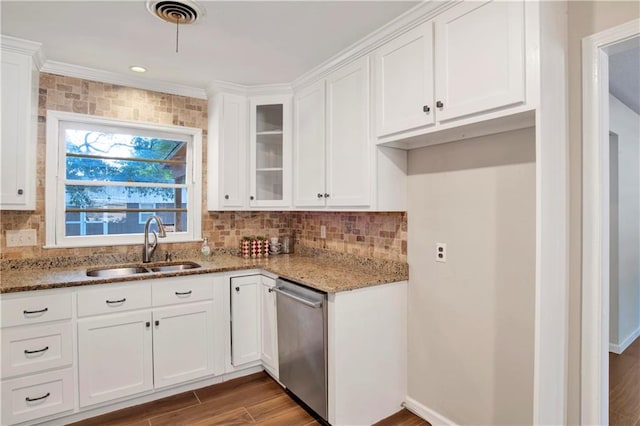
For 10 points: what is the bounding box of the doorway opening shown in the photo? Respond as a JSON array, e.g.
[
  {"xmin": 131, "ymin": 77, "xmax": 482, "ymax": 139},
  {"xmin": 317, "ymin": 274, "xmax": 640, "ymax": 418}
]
[{"xmin": 581, "ymin": 19, "xmax": 640, "ymax": 426}]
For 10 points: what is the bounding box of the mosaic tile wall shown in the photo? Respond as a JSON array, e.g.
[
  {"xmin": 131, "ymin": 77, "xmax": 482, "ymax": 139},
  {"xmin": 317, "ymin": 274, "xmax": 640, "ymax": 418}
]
[
  {"xmin": 0, "ymin": 73, "xmax": 406, "ymax": 263},
  {"xmin": 291, "ymin": 211, "xmax": 407, "ymax": 262}
]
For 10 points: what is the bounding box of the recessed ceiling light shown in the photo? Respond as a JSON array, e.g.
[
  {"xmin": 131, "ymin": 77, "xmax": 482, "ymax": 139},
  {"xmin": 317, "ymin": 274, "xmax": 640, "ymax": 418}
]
[{"xmin": 130, "ymin": 66, "xmax": 147, "ymax": 73}]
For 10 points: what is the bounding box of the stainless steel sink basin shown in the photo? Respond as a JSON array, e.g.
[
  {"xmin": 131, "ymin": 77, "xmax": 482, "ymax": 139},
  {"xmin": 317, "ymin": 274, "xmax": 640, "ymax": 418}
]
[
  {"xmin": 86, "ymin": 262, "xmax": 201, "ymax": 277},
  {"xmin": 86, "ymin": 266, "xmax": 150, "ymax": 277},
  {"xmin": 148, "ymin": 262, "xmax": 201, "ymax": 272}
]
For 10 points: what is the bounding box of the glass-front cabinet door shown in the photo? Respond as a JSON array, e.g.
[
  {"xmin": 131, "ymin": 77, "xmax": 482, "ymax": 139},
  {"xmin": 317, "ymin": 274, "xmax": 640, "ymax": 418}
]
[{"xmin": 249, "ymin": 96, "xmax": 292, "ymax": 208}]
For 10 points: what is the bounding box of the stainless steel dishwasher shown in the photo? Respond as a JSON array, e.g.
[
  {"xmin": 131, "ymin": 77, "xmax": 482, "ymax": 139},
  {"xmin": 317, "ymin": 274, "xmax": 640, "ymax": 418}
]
[{"xmin": 273, "ymin": 278, "xmax": 328, "ymax": 421}]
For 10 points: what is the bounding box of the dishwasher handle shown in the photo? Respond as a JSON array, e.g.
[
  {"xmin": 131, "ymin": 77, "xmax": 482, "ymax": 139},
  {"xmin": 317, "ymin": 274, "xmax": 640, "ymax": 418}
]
[{"xmin": 272, "ymin": 287, "xmax": 323, "ymax": 309}]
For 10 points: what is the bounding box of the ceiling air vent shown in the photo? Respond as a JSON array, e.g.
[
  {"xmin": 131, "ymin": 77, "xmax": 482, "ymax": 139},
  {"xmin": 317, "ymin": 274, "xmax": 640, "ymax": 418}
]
[{"xmin": 146, "ymin": 0, "xmax": 204, "ymax": 25}]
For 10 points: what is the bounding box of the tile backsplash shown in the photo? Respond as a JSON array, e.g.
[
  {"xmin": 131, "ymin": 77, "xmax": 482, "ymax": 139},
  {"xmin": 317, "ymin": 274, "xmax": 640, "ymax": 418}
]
[{"xmin": 0, "ymin": 73, "xmax": 406, "ymax": 263}]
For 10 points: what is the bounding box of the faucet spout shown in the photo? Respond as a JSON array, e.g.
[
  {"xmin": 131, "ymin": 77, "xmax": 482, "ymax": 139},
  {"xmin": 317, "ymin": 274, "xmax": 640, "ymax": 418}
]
[{"xmin": 142, "ymin": 215, "xmax": 167, "ymax": 263}]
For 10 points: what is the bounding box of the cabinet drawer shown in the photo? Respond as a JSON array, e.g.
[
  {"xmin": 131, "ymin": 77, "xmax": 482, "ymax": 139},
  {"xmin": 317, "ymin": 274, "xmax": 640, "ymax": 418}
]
[
  {"xmin": 152, "ymin": 276, "xmax": 213, "ymax": 306},
  {"xmin": 1, "ymin": 367, "xmax": 74, "ymax": 425},
  {"xmin": 1, "ymin": 322, "xmax": 73, "ymax": 379},
  {"xmin": 77, "ymin": 283, "xmax": 151, "ymax": 317},
  {"xmin": 1, "ymin": 293, "xmax": 71, "ymax": 328}
]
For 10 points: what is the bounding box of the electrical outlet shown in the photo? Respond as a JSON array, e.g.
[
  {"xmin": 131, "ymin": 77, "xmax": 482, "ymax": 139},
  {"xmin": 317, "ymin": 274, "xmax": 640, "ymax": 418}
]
[
  {"xmin": 436, "ymin": 242, "xmax": 447, "ymax": 262},
  {"xmin": 6, "ymin": 229, "xmax": 37, "ymax": 247},
  {"xmin": 320, "ymin": 225, "xmax": 326, "ymax": 239}
]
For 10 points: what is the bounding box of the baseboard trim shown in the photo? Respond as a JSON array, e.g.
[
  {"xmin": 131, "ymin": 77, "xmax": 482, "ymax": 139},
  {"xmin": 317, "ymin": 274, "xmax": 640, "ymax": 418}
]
[
  {"xmin": 404, "ymin": 396, "xmax": 458, "ymax": 426},
  {"xmin": 610, "ymin": 326, "xmax": 640, "ymax": 354}
]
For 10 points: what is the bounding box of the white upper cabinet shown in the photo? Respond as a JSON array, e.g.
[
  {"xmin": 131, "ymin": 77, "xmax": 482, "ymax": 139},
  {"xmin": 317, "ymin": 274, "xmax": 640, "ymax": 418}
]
[
  {"xmin": 326, "ymin": 56, "xmax": 371, "ymax": 207},
  {"xmin": 1, "ymin": 39, "xmax": 40, "ymax": 211},
  {"xmin": 249, "ymin": 96, "xmax": 292, "ymax": 208},
  {"xmin": 434, "ymin": 0, "xmax": 525, "ymax": 122},
  {"xmin": 293, "ymin": 80, "xmax": 326, "ymax": 207},
  {"xmin": 374, "ymin": 21, "xmax": 435, "ymax": 137},
  {"xmin": 207, "ymin": 93, "xmax": 248, "ymax": 210}
]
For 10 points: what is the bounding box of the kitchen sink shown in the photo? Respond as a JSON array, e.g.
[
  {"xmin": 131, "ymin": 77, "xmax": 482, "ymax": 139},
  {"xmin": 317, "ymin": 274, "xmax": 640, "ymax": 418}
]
[
  {"xmin": 86, "ymin": 262, "xmax": 201, "ymax": 277},
  {"xmin": 148, "ymin": 262, "xmax": 201, "ymax": 272},
  {"xmin": 86, "ymin": 266, "xmax": 151, "ymax": 277}
]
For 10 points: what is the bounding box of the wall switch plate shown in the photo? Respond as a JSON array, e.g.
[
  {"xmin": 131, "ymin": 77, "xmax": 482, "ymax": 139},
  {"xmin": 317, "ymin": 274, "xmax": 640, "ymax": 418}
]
[
  {"xmin": 6, "ymin": 229, "xmax": 37, "ymax": 247},
  {"xmin": 436, "ymin": 242, "xmax": 447, "ymax": 262},
  {"xmin": 320, "ymin": 225, "xmax": 326, "ymax": 239}
]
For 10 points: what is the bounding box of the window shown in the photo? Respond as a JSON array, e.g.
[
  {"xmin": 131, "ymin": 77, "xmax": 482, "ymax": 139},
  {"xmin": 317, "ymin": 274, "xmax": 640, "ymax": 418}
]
[{"xmin": 46, "ymin": 111, "xmax": 202, "ymax": 248}]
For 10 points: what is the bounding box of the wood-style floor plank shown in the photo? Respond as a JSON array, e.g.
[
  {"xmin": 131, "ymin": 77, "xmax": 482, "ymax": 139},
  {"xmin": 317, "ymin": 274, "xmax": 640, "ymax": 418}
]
[
  {"xmin": 73, "ymin": 371, "xmax": 428, "ymax": 426},
  {"xmin": 610, "ymin": 336, "xmax": 640, "ymax": 426},
  {"xmin": 374, "ymin": 409, "xmax": 432, "ymax": 426},
  {"xmin": 69, "ymin": 391, "xmax": 199, "ymax": 426}
]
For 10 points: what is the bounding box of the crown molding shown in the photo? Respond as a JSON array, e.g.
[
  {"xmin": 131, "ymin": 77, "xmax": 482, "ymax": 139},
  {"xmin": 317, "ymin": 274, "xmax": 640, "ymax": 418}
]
[
  {"xmin": 207, "ymin": 80, "xmax": 293, "ymax": 98},
  {"xmin": 292, "ymin": 0, "xmax": 456, "ymax": 90},
  {"xmin": 40, "ymin": 60, "xmax": 208, "ymax": 99},
  {"xmin": 1, "ymin": 35, "xmax": 45, "ymax": 69}
]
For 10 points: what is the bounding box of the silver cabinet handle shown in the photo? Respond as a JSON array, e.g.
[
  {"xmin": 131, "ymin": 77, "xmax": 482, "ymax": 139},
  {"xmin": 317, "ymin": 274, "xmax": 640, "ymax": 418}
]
[{"xmin": 272, "ymin": 287, "xmax": 322, "ymax": 308}]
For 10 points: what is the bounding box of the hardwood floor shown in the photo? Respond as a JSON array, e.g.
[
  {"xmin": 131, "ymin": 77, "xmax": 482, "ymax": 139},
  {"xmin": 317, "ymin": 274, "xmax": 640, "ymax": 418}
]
[
  {"xmin": 610, "ymin": 336, "xmax": 640, "ymax": 425},
  {"xmin": 69, "ymin": 372, "xmax": 429, "ymax": 426}
]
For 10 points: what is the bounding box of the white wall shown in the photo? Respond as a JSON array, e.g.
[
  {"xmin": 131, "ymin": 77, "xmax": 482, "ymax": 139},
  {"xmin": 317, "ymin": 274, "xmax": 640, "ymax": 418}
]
[
  {"xmin": 406, "ymin": 128, "xmax": 536, "ymax": 425},
  {"xmin": 609, "ymin": 94, "xmax": 640, "ymax": 352}
]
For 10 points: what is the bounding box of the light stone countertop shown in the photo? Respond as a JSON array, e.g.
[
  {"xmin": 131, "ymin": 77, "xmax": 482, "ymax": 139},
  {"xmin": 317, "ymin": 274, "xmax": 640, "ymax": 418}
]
[{"xmin": 0, "ymin": 251, "xmax": 408, "ymax": 294}]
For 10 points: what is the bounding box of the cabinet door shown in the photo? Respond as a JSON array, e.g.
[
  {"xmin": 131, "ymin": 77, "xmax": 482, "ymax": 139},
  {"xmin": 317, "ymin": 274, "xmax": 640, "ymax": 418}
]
[
  {"xmin": 230, "ymin": 276, "xmax": 261, "ymax": 366},
  {"xmin": 1, "ymin": 50, "xmax": 37, "ymax": 210},
  {"xmin": 326, "ymin": 57, "xmax": 371, "ymax": 207},
  {"xmin": 294, "ymin": 80, "xmax": 326, "ymax": 207},
  {"xmin": 249, "ymin": 96, "xmax": 292, "ymax": 208},
  {"xmin": 78, "ymin": 310, "xmax": 153, "ymax": 407},
  {"xmin": 260, "ymin": 276, "xmax": 278, "ymax": 376},
  {"xmin": 434, "ymin": 0, "xmax": 525, "ymax": 122},
  {"xmin": 219, "ymin": 94, "xmax": 248, "ymax": 208},
  {"xmin": 152, "ymin": 301, "xmax": 215, "ymax": 388},
  {"xmin": 374, "ymin": 21, "xmax": 434, "ymax": 137}
]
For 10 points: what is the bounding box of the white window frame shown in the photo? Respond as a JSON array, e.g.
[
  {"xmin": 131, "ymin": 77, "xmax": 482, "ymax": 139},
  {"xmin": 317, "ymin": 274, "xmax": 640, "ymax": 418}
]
[{"xmin": 45, "ymin": 110, "xmax": 202, "ymax": 248}]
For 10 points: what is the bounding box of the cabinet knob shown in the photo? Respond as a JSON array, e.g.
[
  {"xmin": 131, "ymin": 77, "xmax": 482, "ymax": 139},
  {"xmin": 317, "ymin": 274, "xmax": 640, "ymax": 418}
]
[
  {"xmin": 436, "ymin": 101, "xmax": 444, "ymax": 108},
  {"xmin": 146, "ymin": 321, "xmax": 150, "ymax": 328},
  {"xmin": 224, "ymin": 194, "xmax": 229, "ymax": 200},
  {"xmin": 250, "ymin": 196, "xmax": 254, "ymax": 200},
  {"xmin": 317, "ymin": 193, "xmax": 323, "ymax": 198},
  {"xmin": 324, "ymin": 193, "xmax": 330, "ymax": 198},
  {"xmin": 155, "ymin": 320, "xmax": 160, "ymax": 326},
  {"xmin": 235, "ymin": 286, "xmax": 240, "ymax": 292},
  {"xmin": 422, "ymin": 105, "xmax": 431, "ymax": 113},
  {"xmin": 268, "ymin": 287, "xmax": 274, "ymax": 293},
  {"xmin": 17, "ymin": 189, "xmax": 23, "ymax": 195}
]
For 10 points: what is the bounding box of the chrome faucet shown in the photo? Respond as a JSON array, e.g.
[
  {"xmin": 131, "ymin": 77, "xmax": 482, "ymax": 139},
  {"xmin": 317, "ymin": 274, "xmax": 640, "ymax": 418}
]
[{"xmin": 142, "ymin": 215, "xmax": 167, "ymax": 263}]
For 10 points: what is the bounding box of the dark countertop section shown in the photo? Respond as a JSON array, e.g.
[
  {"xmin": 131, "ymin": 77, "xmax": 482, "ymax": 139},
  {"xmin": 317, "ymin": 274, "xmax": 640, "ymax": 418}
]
[{"xmin": 0, "ymin": 252, "xmax": 408, "ymax": 294}]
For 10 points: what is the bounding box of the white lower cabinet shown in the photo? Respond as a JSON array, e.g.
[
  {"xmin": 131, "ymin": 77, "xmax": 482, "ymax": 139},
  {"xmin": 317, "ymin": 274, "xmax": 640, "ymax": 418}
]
[
  {"xmin": 77, "ymin": 277, "xmax": 215, "ymax": 408},
  {"xmin": 77, "ymin": 310, "xmax": 153, "ymax": 407},
  {"xmin": 230, "ymin": 275, "xmax": 262, "ymax": 366},
  {"xmin": 260, "ymin": 277, "xmax": 278, "ymax": 377},
  {"xmin": 0, "ymin": 291, "xmax": 74, "ymax": 425},
  {"xmin": 152, "ymin": 302, "xmax": 214, "ymax": 389},
  {"xmin": 1, "ymin": 367, "xmax": 75, "ymax": 425}
]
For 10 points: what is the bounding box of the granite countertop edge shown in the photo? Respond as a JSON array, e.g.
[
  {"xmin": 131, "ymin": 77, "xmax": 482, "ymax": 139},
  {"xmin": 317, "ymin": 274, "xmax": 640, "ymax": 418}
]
[{"xmin": 0, "ymin": 252, "xmax": 409, "ymax": 295}]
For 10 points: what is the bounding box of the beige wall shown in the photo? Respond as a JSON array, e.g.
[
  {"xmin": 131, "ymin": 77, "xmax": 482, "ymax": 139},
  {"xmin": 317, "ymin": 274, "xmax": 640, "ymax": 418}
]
[
  {"xmin": 0, "ymin": 73, "xmax": 406, "ymax": 262},
  {"xmin": 567, "ymin": 2, "xmax": 640, "ymax": 423},
  {"xmin": 406, "ymin": 128, "xmax": 536, "ymax": 425}
]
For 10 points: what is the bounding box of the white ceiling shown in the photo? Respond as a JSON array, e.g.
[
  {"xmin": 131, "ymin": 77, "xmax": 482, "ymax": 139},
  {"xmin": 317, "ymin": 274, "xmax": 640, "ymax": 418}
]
[
  {"xmin": 1, "ymin": 1, "xmax": 419, "ymax": 89},
  {"xmin": 609, "ymin": 46, "xmax": 640, "ymax": 115}
]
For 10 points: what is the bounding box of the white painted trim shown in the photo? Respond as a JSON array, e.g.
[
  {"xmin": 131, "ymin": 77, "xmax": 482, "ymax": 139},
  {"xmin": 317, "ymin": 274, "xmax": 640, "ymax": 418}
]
[
  {"xmin": 581, "ymin": 18, "xmax": 640, "ymax": 426},
  {"xmin": 609, "ymin": 326, "xmax": 640, "ymax": 354},
  {"xmin": 533, "ymin": 2, "xmax": 570, "ymax": 425},
  {"xmin": 403, "ymin": 396, "xmax": 458, "ymax": 426},
  {"xmin": 292, "ymin": 1, "xmax": 455, "ymax": 90},
  {"xmin": 45, "ymin": 110, "xmax": 203, "ymax": 249},
  {"xmin": 41, "ymin": 60, "xmax": 208, "ymax": 99},
  {"xmin": 0, "ymin": 35, "xmax": 44, "ymax": 69},
  {"xmin": 207, "ymin": 80, "xmax": 293, "ymax": 98}
]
